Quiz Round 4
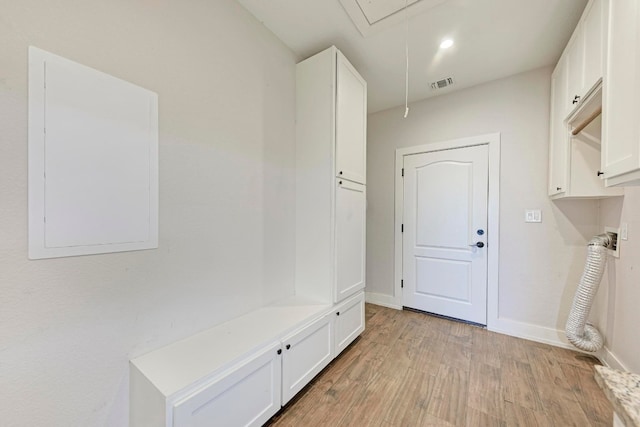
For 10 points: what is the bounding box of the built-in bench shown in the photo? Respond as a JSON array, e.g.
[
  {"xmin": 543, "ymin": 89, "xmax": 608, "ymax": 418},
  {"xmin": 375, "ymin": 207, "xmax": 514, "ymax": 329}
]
[{"xmin": 130, "ymin": 292, "xmax": 365, "ymax": 426}]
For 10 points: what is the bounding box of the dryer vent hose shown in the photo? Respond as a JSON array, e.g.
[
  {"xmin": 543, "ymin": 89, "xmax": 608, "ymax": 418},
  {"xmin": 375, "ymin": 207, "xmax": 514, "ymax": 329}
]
[{"xmin": 565, "ymin": 233, "xmax": 614, "ymax": 352}]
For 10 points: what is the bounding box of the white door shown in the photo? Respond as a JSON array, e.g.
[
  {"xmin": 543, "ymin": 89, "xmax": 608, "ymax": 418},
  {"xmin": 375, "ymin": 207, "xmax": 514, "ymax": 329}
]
[{"xmin": 402, "ymin": 144, "xmax": 488, "ymax": 324}]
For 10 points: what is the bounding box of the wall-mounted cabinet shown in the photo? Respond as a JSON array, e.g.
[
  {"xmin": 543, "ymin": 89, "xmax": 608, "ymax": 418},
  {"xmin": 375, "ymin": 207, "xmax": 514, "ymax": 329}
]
[
  {"xmin": 601, "ymin": 0, "xmax": 640, "ymax": 186},
  {"xmin": 548, "ymin": 0, "xmax": 623, "ymax": 199},
  {"xmin": 550, "ymin": 82, "xmax": 623, "ymax": 199}
]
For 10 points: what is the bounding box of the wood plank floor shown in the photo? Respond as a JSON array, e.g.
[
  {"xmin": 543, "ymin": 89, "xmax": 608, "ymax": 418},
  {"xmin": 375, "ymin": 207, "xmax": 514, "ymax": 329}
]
[{"xmin": 267, "ymin": 304, "xmax": 613, "ymax": 427}]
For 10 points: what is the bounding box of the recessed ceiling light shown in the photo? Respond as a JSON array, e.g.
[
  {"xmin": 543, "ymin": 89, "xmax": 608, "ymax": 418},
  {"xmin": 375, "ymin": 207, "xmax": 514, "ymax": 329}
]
[{"xmin": 440, "ymin": 39, "xmax": 454, "ymax": 49}]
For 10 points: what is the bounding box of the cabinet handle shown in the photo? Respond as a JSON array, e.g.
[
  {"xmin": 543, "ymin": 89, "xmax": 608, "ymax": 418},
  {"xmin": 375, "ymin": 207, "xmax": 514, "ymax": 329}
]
[
  {"xmin": 572, "ymin": 95, "xmax": 580, "ymax": 105},
  {"xmin": 277, "ymin": 349, "xmax": 282, "ymax": 355},
  {"xmin": 339, "ymin": 171, "xmax": 343, "ymax": 175},
  {"xmin": 556, "ymin": 187, "xmax": 562, "ymax": 191},
  {"xmin": 336, "ymin": 311, "xmax": 340, "ymax": 316},
  {"xmin": 597, "ymin": 171, "xmax": 604, "ymax": 176},
  {"xmin": 286, "ymin": 344, "xmax": 291, "ymax": 350},
  {"xmin": 339, "ymin": 180, "xmax": 343, "ymax": 185}
]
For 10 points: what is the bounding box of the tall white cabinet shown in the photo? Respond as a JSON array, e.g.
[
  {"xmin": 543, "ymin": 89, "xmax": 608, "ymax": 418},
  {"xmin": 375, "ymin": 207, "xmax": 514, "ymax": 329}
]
[{"xmin": 295, "ymin": 46, "xmax": 367, "ymax": 305}]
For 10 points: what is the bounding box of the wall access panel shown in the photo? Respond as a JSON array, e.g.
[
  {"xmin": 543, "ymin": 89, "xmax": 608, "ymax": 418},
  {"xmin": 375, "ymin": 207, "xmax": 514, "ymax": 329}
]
[{"xmin": 28, "ymin": 47, "xmax": 158, "ymax": 259}]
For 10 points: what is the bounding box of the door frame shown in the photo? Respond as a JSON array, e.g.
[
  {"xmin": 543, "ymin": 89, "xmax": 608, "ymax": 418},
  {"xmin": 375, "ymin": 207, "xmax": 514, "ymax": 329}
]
[{"xmin": 394, "ymin": 133, "xmax": 500, "ymax": 330}]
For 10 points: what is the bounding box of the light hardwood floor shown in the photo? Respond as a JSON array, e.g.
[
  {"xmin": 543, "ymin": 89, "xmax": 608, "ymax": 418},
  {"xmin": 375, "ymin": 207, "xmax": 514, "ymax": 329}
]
[{"xmin": 267, "ymin": 304, "xmax": 613, "ymax": 427}]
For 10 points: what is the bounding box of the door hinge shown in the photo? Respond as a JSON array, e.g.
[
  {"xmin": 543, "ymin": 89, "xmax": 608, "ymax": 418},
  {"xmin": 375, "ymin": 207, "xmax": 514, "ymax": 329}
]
[
  {"xmin": 401, "ymin": 279, "xmax": 404, "ymax": 288},
  {"xmin": 401, "ymin": 224, "xmax": 404, "ymax": 233},
  {"xmin": 401, "ymin": 168, "xmax": 404, "ymax": 177}
]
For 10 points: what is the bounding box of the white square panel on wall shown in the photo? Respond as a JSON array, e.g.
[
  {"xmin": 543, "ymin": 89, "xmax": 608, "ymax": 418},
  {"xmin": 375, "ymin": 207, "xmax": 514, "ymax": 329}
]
[{"xmin": 28, "ymin": 47, "xmax": 158, "ymax": 259}]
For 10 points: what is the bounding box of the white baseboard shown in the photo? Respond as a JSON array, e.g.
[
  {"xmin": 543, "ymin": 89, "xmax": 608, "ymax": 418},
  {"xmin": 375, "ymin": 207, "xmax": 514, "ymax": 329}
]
[
  {"xmin": 365, "ymin": 292, "xmax": 402, "ymax": 310},
  {"xmin": 599, "ymin": 346, "xmax": 629, "ymax": 371},
  {"xmin": 490, "ymin": 317, "xmax": 632, "ymax": 371},
  {"xmin": 488, "ymin": 317, "xmax": 575, "ymax": 350}
]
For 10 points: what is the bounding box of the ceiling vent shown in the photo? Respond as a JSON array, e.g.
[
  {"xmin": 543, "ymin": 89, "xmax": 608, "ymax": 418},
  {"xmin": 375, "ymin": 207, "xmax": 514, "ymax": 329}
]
[{"xmin": 431, "ymin": 77, "xmax": 454, "ymax": 90}]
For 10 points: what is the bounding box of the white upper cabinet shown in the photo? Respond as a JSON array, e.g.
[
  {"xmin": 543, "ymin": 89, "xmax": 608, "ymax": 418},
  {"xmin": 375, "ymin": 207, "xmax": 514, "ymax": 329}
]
[
  {"xmin": 583, "ymin": 0, "xmax": 605, "ymax": 91},
  {"xmin": 549, "ymin": 56, "xmax": 569, "ymax": 196},
  {"xmin": 335, "ymin": 52, "xmax": 367, "ymax": 185},
  {"xmin": 548, "ymin": 0, "xmax": 623, "ymax": 199},
  {"xmin": 601, "ymin": 0, "xmax": 640, "ymax": 185},
  {"xmin": 565, "ymin": 0, "xmax": 607, "ymax": 113}
]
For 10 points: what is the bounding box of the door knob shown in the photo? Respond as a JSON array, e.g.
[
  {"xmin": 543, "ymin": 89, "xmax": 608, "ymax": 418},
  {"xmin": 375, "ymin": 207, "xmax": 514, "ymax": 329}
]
[{"xmin": 470, "ymin": 242, "xmax": 485, "ymax": 248}]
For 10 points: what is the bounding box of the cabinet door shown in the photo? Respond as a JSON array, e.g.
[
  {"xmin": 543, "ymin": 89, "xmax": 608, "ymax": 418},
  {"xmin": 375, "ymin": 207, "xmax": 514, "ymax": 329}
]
[
  {"xmin": 566, "ymin": 27, "xmax": 585, "ymax": 113},
  {"xmin": 335, "ymin": 179, "xmax": 366, "ymax": 303},
  {"xmin": 334, "ymin": 292, "xmax": 365, "ymax": 356},
  {"xmin": 281, "ymin": 315, "xmax": 333, "ymax": 404},
  {"xmin": 335, "ymin": 51, "xmax": 367, "ymax": 185},
  {"xmin": 172, "ymin": 342, "xmax": 282, "ymax": 427},
  {"xmin": 602, "ymin": 0, "xmax": 640, "ymax": 182},
  {"xmin": 583, "ymin": 0, "xmax": 605, "ymax": 93},
  {"xmin": 549, "ymin": 58, "xmax": 569, "ymax": 196}
]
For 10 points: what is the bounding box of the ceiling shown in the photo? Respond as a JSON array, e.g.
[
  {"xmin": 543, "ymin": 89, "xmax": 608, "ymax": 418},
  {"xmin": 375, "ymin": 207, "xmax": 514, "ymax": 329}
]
[{"xmin": 237, "ymin": 0, "xmax": 588, "ymax": 113}]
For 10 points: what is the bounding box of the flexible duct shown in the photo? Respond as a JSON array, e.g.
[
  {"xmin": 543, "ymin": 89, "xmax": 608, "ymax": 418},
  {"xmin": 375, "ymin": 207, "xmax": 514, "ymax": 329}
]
[{"xmin": 565, "ymin": 233, "xmax": 614, "ymax": 352}]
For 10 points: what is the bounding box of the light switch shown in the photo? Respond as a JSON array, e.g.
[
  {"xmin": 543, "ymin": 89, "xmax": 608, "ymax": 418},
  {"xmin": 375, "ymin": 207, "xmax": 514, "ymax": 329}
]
[
  {"xmin": 525, "ymin": 210, "xmax": 542, "ymax": 223},
  {"xmin": 621, "ymin": 223, "xmax": 628, "ymax": 240}
]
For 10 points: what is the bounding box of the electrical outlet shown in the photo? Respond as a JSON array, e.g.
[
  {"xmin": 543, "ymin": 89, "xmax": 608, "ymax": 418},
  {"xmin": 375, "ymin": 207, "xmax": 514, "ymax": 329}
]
[{"xmin": 525, "ymin": 210, "xmax": 542, "ymax": 223}]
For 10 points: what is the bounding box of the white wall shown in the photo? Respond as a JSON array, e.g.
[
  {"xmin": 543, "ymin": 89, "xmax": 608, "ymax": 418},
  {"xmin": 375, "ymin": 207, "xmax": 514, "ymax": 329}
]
[
  {"xmin": 0, "ymin": 1, "xmax": 296, "ymax": 425},
  {"xmin": 366, "ymin": 67, "xmax": 601, "ymax": 343},
  {"xmin": 595, "ymin": 191, "xmax": 640, "ymax": 373}
]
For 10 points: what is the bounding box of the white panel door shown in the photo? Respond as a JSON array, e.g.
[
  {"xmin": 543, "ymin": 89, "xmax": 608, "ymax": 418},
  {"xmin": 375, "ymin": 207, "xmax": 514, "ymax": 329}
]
[
  {"xmin": 402, "ymin": 145, "xmax": 489, "ymax": 324},
  {"xmin": 335, "ymin": 179, "xmax": 366, "ymax": 303},
  {"xmin": 281, "ymin": 315, "xmax": 333, "ymax": 404},
  {"xmin": 172, "ymin": 342, "xmax": 281, "ymax": 427},
  {"xmin": 335, "ymin": 51, "xmax": 367, "ymax": 185}
]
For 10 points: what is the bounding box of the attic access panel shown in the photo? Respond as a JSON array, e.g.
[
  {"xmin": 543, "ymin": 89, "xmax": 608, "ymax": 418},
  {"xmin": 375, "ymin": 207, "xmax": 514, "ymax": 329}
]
[
  {"xmin": 341, "ymin": 0, "xmax": 449, "ymax": 36},
  {"xmin": 28, "ymin": 47, "xmax": 158, "ymax": 259}
]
